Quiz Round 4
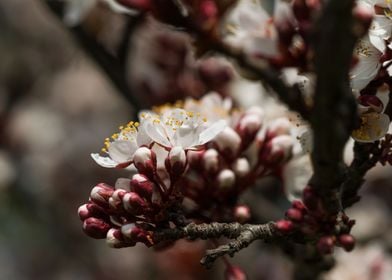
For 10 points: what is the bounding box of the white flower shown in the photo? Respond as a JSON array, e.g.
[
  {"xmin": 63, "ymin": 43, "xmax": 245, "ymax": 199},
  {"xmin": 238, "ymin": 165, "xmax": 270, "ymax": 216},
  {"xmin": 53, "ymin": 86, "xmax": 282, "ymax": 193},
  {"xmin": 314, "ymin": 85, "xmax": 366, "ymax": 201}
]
[
  {"xmin": 350, "ymin": 35, "xmax": 382, "ymax": 91},
  {"xmin": 91, "ymin": 120, "xmax": 151, "ymax": 168},
  {"xmin": 143, "ymin": 108, "xmax": 227, "ymax": 150},
  {"xmin": 352, "ymin": 85, "xmax": 391, "ymax": 142},
  {"xmin": 221, "ymin": 0, "xmax": 281, "ymax": 58}
]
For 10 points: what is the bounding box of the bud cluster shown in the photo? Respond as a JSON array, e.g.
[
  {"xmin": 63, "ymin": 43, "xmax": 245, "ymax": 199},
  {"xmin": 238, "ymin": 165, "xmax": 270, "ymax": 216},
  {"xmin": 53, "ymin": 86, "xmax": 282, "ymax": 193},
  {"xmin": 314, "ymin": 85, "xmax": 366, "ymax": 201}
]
[
  {"xmin": 181, "ymin": 111, "xmax": 295, "ymax": 222},
  {"xmin": 79, "ymin": 93, "xmax": 297, "ymax": 246},
  {"xmin": 276, "ymin": 186, "xmax": 356, "ymax": 254}
]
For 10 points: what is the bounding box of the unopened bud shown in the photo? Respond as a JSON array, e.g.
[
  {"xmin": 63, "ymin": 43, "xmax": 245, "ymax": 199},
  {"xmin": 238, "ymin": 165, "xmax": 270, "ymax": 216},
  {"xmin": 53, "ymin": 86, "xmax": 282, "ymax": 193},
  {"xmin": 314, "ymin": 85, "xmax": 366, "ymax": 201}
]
[
  {"xmin": 317, "ymin": 236, "xmax": 335, "ymax": 254},
  {"xmin": 234, "ymin": 205, "xmax": 251, "ymax": 223},
  {"xmin": 165, "ymin": 146, "xmax": 187, "ymax": 177},
  {"xmin": 202, "ymin": 149, "xmax": 220, "ymax": 173},
  {"xmin": 133, "ymin": 147, "xmax": 157, "ymax": 178},
  {"xmin": 213, "ymin": 127, "xmax": 241, "ymax": 158},
  {"xmin": 123, "ymin": 192, "xmax": 148, "ymax": 214},
  {"xmin": 106, "ymin": 228, "xmax": 128, "ymax": 248},
  {"xmin": 338, "ymin": 234, "xmax": 355, "ymax": 252},
  {"xmin": 90, "ymin": 183, "xmax": 114, "ymax": 207},
  {"xmin": 130, "ymin": 174, "xmax": 153, "ymax": 200},
  {"xmin": 275, "ymin": 219, "xmax": 294, "ymax": 233},
  {"xmin": 200, "ymin": 0, "xmax": 218, "ymax": 20},
  {"xmin": 292, "ymin": 200, "xmax": 307, "ymax": 212},
  {"xmin": 232, "ymin": 158, "xmax": 250, "ymax": 177},
  {"xmin": 285, "ymin": 208, "xmax": 303, "ymax": 222},
  {"xmin": 121, "ymin": 223, "xmax": 146, "ymax": 242},
  {"xmin": 78, "ymin": 203, "xmax": 107, "ymax": 221},
  {"xmin": 225, "ymin": 265, "xmax": 247, "ymax": 280},
  {"xmin": 217, "ymin": 169, "xmax": 235, "ymax": 190},
  {"xmin": 83, "ymin": 217, "xmax": 111, "ymax": 239},
  {"xmin": 302, "ymin": 186, "xmax": 319, "ymax": 210},
  {"xmin": 109, "ymin": 189, "xmax": 127, "ymax": 210},
  {"xmin": 187, "ymin": 149, "xmax": 204, "ymax": 168}
]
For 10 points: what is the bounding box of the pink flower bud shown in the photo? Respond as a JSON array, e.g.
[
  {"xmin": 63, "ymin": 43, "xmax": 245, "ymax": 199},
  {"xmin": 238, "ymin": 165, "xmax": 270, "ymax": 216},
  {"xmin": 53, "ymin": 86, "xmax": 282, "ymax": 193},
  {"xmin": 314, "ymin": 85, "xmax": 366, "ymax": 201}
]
[
  {"xmin": 338, "ymin": 234, "xmax": 355, "ymax": 252},
  {"xmin": 202, "ymin": 149, "xmax": 220, "ymax": 173},
  {"xmin": 236, "ymin": 108, "xmax": 263, "ymax": 147},
  {"xmin": 133, "ymin": 147, "xmax": 157, "ymax": 178},
  {"xmin": 232, "ymin": 158, "xmax": 250, "ymax": 177},
  {"xmin": 217, "ymin": 169, "xmax": 235, "ymax": 190},
  {"xmin": 292, "ymin": 200, "xmax": 307, "ymax": 212},
  {"xmin": 285, "ymin": 208, "xmax": 303, "ymax": 222},
  {"xmin": 83, "ymin": 217, "xmax": 111, "ymax": 239},
  {"xmin": 106, "ymin": 228, "xmax": 129, "ymax": 248},
  {"xmin": 275, "ymin": 219, "xmax": 294, "ymax": 233},
  {"xmin": 200, "ymin": 1, "xmax": 218, "ymax": 20},
  {"xmin": 121, "ymin": 224, "xmax": 151, "ymax": 245},
  {"xmin": 78, "ymin": 203, "xmax": 107, "ymax": 221},
  {"xmin": 90, "ymin": 183, "xmax": 114, "ymax": 207},
  {"xmin": 165, "ymin": 146, "xmax": 187, "ymax": 177},
  {"xmin": 261, "ymin": 135, "xmax": 293, "ymax": 165},
  {"xmin": 109, "ymin": 189, "xmax": 127, "ymax": 210},
  {"xmin": 123, "ymin": 192, "xmax": 148, "ymax": 214},
  {"xmin": 130, "ymin": 174, "xmax": 153, "ymax": 200},
  {"xmin": 234, "ymin": 205, "xmax": 251, "ymax": 223},
  {"xmin": 225, "ymin": 265, "xmax": 247, "ymax": 280},
  {"xmin": 213, "ymin": 127, "xmax": 241, "ymax": 159},
  {"xmin": 317, "ymin": 236, "xmax": 335, "ymax": 254}
]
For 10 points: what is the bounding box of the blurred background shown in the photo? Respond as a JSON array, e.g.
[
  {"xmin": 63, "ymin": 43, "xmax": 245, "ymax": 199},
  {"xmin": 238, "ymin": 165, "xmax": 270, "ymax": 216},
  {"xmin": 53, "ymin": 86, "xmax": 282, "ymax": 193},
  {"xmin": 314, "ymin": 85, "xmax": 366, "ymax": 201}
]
[{"xmin": 0, "ymin": 1, "xmax": 392, "ymax": 279}]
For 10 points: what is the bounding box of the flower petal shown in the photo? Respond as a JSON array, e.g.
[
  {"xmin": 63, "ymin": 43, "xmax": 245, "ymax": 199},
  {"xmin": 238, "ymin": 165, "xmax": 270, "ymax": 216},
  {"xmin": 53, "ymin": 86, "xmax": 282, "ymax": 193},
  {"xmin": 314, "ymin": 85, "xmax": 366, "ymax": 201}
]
[
  {"xmin": 199, "ymin": 120, "xmax": 227, "ymax": 145},
  {"xmin": 91, "ymin": 153, "xmax": 117, "ymax": 168},
  {"xmin": 108, "ymin": 140, "xmax": 138, "ymax": 163}
]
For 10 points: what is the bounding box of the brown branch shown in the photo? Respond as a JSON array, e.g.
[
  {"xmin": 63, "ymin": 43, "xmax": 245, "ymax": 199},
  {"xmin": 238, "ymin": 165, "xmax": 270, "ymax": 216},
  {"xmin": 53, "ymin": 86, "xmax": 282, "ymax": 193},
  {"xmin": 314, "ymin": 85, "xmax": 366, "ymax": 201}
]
[
  {"xmin": 310, "ymin": 0, "xmax": 358, "ymax": 215},
  {"xmin": 153, "ymin": 222, "xmax": 277, "ymax": 268}
]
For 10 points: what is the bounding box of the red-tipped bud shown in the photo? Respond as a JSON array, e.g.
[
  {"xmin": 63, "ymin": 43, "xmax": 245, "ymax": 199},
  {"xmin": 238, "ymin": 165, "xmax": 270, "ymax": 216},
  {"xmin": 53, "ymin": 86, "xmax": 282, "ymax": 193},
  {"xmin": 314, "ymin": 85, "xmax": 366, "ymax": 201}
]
[
  {"xmin": 275, "ymin": 219, "xmax": 294, "ymax": 233},
  {"xmin": 261, "ymin": 135, "xmax": 294, "ymax": 165},
  {"xmin": 109, "ymin": 189, "xmax": 127, "ymax": 210},
  {"xmin": 213, "ymin": 127, "xmax": 241, "ymax": 159},
  {"xmin": 90, "ymin": 183, "xmax": 114, "ymax": 207},
  {"xmin": 117, "ymin": 0, "xmax": 151, "ymax": 11},
  {"xmin": 130, "ymin": 174, "xmax": 154, "ymax": 200},
  {"xmin": 286, "ymin": 208, "xmax": 304, "ymax": 222},
  {"xmin": 202, "ymin": 148, "xmax": 220, "ymax": 173},
  {"xmin": 78, "ymin": 203, "xmax": 107, "ymax": 221},
  {"xmin": 200, "ymin": 0, "xmax": 218, "ymax": 20},
  {"xmin": 338, "ymin": 234, "xmax": 355, "ymax": 252},
  {"xmin": 234, "ymin": 205, "xmax": 251, "ymax": 223},
  {"xmin": 225, "ymin": 265, "xmax": 247, "ymax": 280},
  {"xmin": 133, "ymin": 147, "xmax": 157, "ymax": 178},
  {"xmin": 292, "ymin": 200, "xmax": 307, "ymax": 212},
  {"xmin": 236, "ymin": 108, "xmax": 263, "ymax": 149},
  {"xmin": 317, "ymin": 236, "xmax": 335, "ymax": 254},
  {"xmin": 217, "ymin": 169, "xmax": 236, "ymax": 190},
  {"xmin": 187, "ymin": 149, "xmax": 205, "ymax": 169},
  {"xmin": 123, "ymin": 192, "xmax": 148, "ymax": 214},
  {"xmin": 165, "ymin": 146, "xmax": 187, "ymax": 177},
  {"xmin": 121, "ymin": 223, "xmax": 152, "ymax": 246},
  {"xmin": 83, "ymin": 217, "xmax": 111, "ymax": 239},
  {"xmin": 106, "ymin": 228, "xmax": 130, "ymax": 248}
]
